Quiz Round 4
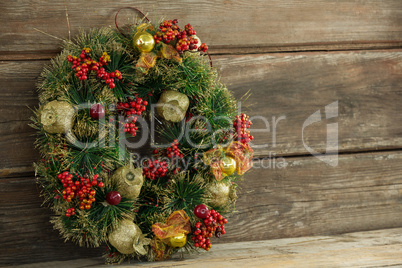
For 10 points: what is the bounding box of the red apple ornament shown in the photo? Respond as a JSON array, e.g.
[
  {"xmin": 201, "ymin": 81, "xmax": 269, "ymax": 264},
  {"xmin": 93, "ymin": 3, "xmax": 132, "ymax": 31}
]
[
  {"xmin": 106, "ymin": 191, "xmax": 121, "ymax": 205},
  {"xmin": 194, "ymin": 204, "xmax": 209, "ymax": 219},
  {"xmin": 90, "ymin": 103, "xmax": 105, "ymax": 119}
]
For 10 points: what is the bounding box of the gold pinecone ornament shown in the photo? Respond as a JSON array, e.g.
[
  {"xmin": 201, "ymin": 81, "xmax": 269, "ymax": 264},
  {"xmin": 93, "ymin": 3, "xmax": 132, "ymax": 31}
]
[
  {"xmin": 108, "ymin": 219, "xmax": 150, "ymax": 255},
  {"xmin": 156, "ymin": 90, "xmax": 189, "ymax": 122},
  {"xmin": 206, "ymin": 182, "xmax": 237, "ymax": 207},
  {"xmin": 112, "ymin": 165, "xmax": 144, "ymax": 200},
  {"xmin": 40, "ymin": 100, "xmax": 75, "ymax": 134}
]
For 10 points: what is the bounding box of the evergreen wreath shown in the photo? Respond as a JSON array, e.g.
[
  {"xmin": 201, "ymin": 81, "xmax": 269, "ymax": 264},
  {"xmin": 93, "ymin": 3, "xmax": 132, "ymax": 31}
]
[{"xmin": 31, "ymin": 9, "xmax": 254, "ymax": 264}]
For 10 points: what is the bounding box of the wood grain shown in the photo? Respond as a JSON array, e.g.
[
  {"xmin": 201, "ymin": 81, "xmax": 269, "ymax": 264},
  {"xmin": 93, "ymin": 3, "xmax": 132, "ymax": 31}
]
[
  {"xmin": 0, "ymin": 177, "xmax": 101, "ymax": 266},
  {"xmin": 224, "ymin": 151, "xmax": 402, "ymax": 242},
  {"xmin": 18, "ymin": 228, "xmax": 401, "ymax": 268},
  {"xmin": 12, "ymin": 228, "xmax": 402, "ymax": 267},
  {"xmin": 2, "ymin": 151, "xmax": 401, "ymax": 265},
  {"xmin": 1, "ymin": 50, "xmax": 402, "ymax": 175},
  {"xmin": 1, "ymin": 0, "xmax": 402, "ymax": 58},
  {"xmin": 215, "ymin": 50, "xmax": 402, "ymax": 157}
]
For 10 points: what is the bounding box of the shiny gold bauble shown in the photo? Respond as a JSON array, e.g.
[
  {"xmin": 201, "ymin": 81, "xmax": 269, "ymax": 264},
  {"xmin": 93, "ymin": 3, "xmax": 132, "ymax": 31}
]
[
  {"xmin": 112, "ymin": 166, "xmax": 143, "ymax": 200},
  {"xmin": 156, "ymin": 90, "xmax": 190, "ymax": 122},
  {"xmin": 40, "ymin": 100, "xmax": 75, "ymax": 134},
  {"xmin": 168, "ymin": 233, "xmax": 187, "ymax": 248},
  {"xmin": 133, "ymin": 32, "xmax": 155, "ymax": 53},
  {"xmin": 220, "ymin": 156, "xmax": 236, "ymax": 176},
  {"xmin": 108, "ymin": 219, "xmax": 150, "ymax": 255}
]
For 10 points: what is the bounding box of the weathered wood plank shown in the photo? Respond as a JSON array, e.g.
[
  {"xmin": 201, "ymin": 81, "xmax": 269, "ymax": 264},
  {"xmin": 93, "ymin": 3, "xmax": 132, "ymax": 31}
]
[
  {"xmin": 1, "ymin": 151, "xmax": 402, "ymax": 265},
  {"xmin": 1, "ymin": 50, "xmax": 402, "ymax": 175},
  {"xmin": 0, "ymin": 177, "xmax": 101, "ymax": 266},
  {"xmin": 1, "ymin": 0, "xmax": 402, "ymax": 58},
  {"xmin": 19, "ymin": 228, "xmax": 401, "ymax": 268},
  {"xmin": 224, "ymin": 151, "xmax": 402, "ymax": 242},
  {"xmin": 215, "ymin": 50, "xmax": 402, "ymax": 157},
  {"xmin": 12, "ymin": 228, "xmax": 402, "ymax": 267}
]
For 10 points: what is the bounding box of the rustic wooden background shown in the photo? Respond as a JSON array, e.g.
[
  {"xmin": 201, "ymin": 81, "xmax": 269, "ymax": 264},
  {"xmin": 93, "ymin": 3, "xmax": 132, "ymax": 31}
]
[{"xmin": 1, "ymin": 1, "xmax": 402, "ymax": 266}]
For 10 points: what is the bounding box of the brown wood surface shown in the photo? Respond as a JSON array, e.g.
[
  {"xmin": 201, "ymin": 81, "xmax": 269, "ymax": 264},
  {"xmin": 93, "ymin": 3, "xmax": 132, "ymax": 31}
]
[
  {"xmin": 1, "ymin": 0, "xmax": 402, "ymax": 57},
  {"xmin": 1, "ymin": 0, "xmax": 402, "ymax": 266},
  {"xmin": 15, "ymin": 228, "xmax": 402, "ymax": 268},
  {"xmin": 1, "ymin": 151, "xmax": 401, "ymax": 265},
  {"xmin": 1, "ymin": 50, "xmax": 402, "ymax": 175}
]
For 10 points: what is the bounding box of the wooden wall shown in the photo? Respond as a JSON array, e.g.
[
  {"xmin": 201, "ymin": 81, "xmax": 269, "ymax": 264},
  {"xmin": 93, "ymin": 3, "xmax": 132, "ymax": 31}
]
[{"xmin": 1, "ymin": 1, "xmax": 402, "ymax": 265}]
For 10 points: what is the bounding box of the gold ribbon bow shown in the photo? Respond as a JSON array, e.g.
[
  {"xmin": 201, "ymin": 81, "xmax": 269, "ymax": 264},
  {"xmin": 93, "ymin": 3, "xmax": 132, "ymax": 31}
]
[
  {"xmin": 151, "ymin": 210, "xmax": 190, "ymax": 260},
  {"xmin": 203, "ymin": 141, "xmax": 254, "ymax": 181}
]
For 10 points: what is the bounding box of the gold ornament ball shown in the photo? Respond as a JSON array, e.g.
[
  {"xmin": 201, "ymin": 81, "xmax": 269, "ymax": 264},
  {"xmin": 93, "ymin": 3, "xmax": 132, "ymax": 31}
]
[
  {"xmin": 220, "ymin": 156, "xmax": 236, "ymax": 176},
  {"xmin": 168, "ymin": 233, "xmax": 187, "ymax": 248},
  {"xmin": 133, "ymin": 32, "xmax": 155, "ymax": 53}
]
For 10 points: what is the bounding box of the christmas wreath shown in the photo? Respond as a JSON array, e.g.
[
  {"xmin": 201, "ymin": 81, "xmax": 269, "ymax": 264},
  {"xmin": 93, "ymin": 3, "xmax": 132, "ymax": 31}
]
[{"xmin": 31, "ymin": 9, "xmax": 254, "ymax": 264}]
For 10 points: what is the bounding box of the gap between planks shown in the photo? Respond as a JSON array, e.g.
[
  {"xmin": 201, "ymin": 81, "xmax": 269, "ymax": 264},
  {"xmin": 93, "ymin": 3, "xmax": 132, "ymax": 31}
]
[
  {"xmin": 2, "ymin": 148, "xmax": 401, "ymax": 179},
  {"xmin": 1, "ymin": 41, "xmax": 402, "ymax": 61}
]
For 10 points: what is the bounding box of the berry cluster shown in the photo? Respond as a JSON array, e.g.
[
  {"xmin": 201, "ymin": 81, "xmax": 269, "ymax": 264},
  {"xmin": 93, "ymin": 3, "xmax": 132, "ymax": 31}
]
[
  {"xmin": 67, "ymin": 48, "xmax": 122, "ymax": 89},
  {"xmin": 233, "ymin": 113, "xmax": 254, "ymax": 146},
  {"xmin": 192, "ymin": 209, "xmax": 228, "ymax": 251},
  {"xmin": 65, "ymin": 208, "xmax": 75, "ymax": 217},
  {"xmin": 116, "ymin": 97, "xmax": 148, "ymax": 137},
  {"xmin": 57, "ymin": 171, "xmax": 104, "ymax": 216},
  {"xmin": 184, "ymin": 23, "xmax": 196, "ymax": 35},
  {"xmin": 117, "ymin": 97, "xmax": 148, "ymax": 116},
  {"xmin": 176, "ymin": 35, "xmax": 202, "ymax": 52},
  {"xmin": 153, "ymin": 19, "xmax": 208, "ymax": 53},
  {"xmin": 152, "ymin": 139, "xmax": 183, "ymax": 159},
  {"xmin": 167, "ymin": 139, "xmax": 184, "ymax": 159},
  {"xmin": 152, "ymin": 139, "xmax": 184, "ymax": 174},
  {"xmin": 122, "ymin": 118, "xmax": 138, "ymax": 136},
  {"xmin": 154, "ymin": 19, "xmax": 180, "ymax": 44},
  {"xmin": 142, "ymin": 159, "xmax": 169, "ymax": 180}
]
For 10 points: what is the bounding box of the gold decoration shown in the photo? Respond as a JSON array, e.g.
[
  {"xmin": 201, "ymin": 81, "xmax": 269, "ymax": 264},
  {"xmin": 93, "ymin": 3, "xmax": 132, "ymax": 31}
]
[
  {"xmin": 207, "ymin": 182, "xmax": 238, "ymax": 207},
  {"xmin": 168, "ymin": 233, "xmax": 187, "ymax": 248},
  {"xmin": 133, "ymin": 32, "xmax": 155, "ymax": 53},
  {"xmin": 158, "ymin": 42, "xmax": 182, "ymax": 63},
  {"xmin": 137, "ymin": 52, "xmax": 158, "ymax": 71},
  {"xmin": 150, "ymin": 237, "xmax": 171, "ymax": 261},
  {"xmin": 134, "ymin": 23, "xmax": 182, "ymax": 73},
  {"xmin": 220, "ymin": 156, "xmax": 236, "ymax": 176},
  {"xmin": 203, "ymin": 141, "xmax": 254, "ymax": 181},
  {"xmin": 112, "ymin": 166, "xmax": 143, "ymax": 200},
  {"xmin": 40, "ymin": 100, "xmax": 75, "ymax": 134},
  {"xmin": 156, "ymin": 90, "xmax": 189, "ymax": 122},
  {"xmin": 152, "ymin": 210, "xmax": 190, "ymax": 258},
  {"xmin": 108, "ymin": 219, "xmax": 150, "ymax": 255}
]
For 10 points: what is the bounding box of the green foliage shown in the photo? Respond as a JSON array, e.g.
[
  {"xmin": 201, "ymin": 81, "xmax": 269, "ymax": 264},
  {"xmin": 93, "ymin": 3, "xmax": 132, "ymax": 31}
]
[
  {"xmin": 163, "ymin": 173, "xmax": 207, "ymax": 220},
  {"xmin": 33, "ymin": 19, "xmax": 244, "ymax": 264}
]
